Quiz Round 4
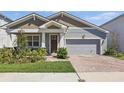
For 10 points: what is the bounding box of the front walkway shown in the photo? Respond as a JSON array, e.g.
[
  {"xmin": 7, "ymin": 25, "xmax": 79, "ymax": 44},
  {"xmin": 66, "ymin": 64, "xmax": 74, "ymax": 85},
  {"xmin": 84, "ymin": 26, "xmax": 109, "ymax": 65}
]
[
  {"xmin": 46, "ymin": 56, "xmax": 69, "ymax": 61},
  {"xmin": 0, "ymin": 73, "xmax": 78, "ymax": 82},
  {"xmin": 69, "ymin": 55, "xmax": 124, "ymax": 82}
]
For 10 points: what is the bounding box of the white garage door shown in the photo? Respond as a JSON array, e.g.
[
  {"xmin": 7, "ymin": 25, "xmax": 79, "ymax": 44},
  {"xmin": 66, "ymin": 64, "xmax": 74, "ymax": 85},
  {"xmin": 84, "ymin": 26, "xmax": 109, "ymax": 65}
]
[{"xmin": 66, "ymin": 39, "xmax": 100, "ymax": 55}]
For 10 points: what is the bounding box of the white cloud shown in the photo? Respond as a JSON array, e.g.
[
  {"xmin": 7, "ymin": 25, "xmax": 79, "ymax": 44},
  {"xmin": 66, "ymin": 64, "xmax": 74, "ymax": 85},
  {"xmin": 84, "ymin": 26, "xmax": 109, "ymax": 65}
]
[{"xmin": 86, "ymin": 12, "xmax": 120, "ymax": 21}]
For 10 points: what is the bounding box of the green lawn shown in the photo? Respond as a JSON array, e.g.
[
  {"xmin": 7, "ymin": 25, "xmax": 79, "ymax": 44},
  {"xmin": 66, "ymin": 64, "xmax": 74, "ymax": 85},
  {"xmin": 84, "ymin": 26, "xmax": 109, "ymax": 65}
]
[
  {"xmin": 0, "ymin": 61, "xmax": 75, "ymax": 72},
  {"xmin": 116, "ymin": 56, "xmax": 124, "ymax": 60}
]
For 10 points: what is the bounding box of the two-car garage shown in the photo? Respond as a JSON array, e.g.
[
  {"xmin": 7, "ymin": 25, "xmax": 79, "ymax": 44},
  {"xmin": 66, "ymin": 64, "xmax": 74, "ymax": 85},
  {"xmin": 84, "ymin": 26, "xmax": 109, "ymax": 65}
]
[{"xmin": 66, "ymin": 39, "xmax": 100, "ymax": 55}]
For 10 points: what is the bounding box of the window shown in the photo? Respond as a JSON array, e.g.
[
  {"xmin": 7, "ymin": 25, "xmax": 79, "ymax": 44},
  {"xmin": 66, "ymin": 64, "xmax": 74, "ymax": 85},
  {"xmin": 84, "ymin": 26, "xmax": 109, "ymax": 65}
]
[
  {"xmin": 27, "ymin": 36, "xmax": 32, "ymax": 47},
  {"xmin": 27, "ymin": 35, "xmax": 40, "ymax": 47},
  {"xmin": 33, "ymin": 36, "xmax": 39, "ymax": 47}
]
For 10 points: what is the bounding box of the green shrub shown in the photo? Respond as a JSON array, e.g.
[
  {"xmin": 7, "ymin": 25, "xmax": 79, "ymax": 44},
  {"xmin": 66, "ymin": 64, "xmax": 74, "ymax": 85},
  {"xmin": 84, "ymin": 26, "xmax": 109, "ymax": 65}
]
[
  {"xmin": 0, "ymin": 30, "xmax": 48, "ymax": 64},
  {"xmin": 116, "ymin": 52, "xmax": 124, "ymax": 57},
  {"xmin": 104, "ymin": 48, "xmax": 124, "ymax": 57},
  {"xmin": 37, "ymin": 48, "xmax": 47, "ymax": 57},
  {"xmin": 0, "ymin": 48, "xmax": 14, "ymax": 64},
  {"xmin": 104, "ymin": 48, "xmax": 117, "ymax": 56},
  {"xmin": 0, "ymin": 48, "xmax": 47, "ymax": 64},
  {"xmin": 57, "ymin": 48, "xmax": 68, "ymax": 59},
  {"xmin": 26, "ymin": 49, "xmax": 47, "ymax": 63}
]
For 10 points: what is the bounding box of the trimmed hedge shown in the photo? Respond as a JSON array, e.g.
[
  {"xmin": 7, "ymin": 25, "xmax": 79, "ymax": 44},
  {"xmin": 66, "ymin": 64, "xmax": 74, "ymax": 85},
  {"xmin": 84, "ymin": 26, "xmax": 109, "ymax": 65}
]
[
  {"xmin": 57, "ymin": 48, "xmax": 68, "ymax": 59},
  {"xmin": 104, "ymin": 48, "xmax": 124, "ymax": 57},
  {"xmin": 0, "ymin": 48, "xmax": 47, "ymax": 64}
]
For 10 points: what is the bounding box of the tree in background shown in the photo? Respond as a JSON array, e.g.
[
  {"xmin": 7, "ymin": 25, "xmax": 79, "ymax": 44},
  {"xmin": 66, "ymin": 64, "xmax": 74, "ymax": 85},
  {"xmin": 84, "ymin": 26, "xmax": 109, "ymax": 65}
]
[{"xmin": 111, "ymin": 31, "xmax": 119, "ymax": 50}]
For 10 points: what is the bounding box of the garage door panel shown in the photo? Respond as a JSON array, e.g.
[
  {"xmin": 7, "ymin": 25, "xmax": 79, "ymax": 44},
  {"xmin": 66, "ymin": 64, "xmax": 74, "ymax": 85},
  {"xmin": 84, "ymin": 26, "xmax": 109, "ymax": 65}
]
[
  {"xmin": 66, "ymin": 39, "xmax": 99, "ymax": 44},
  {"xmin": 66, "ymin": 39, "xmax": 100, "ymax": 55}
]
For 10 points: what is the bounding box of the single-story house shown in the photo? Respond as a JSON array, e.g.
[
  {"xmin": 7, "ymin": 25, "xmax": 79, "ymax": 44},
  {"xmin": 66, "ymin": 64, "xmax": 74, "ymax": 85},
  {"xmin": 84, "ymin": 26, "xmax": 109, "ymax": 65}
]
[
  {"xmin": 101, "ymin": 13, "xmax": 124, "ymax": 53},
  {"xmin": 0, "ymin": 11, "xmax": 109, "ymax": 55}
]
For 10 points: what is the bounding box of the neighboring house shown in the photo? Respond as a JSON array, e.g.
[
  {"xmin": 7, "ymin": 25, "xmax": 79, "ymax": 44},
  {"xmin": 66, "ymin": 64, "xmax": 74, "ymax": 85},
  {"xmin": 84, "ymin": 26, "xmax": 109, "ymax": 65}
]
[
  {"xmin": 0, "ymin": 14, "xmax": 12, "ymax": 48},
  {"xmin": 101, "ymin": 14, "xmax": 124, "ymax": 53},
  {"xmin": 0, "ymin": 14, "xmax": 12, "ymax": 26},
  {"xmin": 1, "ymin": 12, "xmax": 109, "ymax": 55}
]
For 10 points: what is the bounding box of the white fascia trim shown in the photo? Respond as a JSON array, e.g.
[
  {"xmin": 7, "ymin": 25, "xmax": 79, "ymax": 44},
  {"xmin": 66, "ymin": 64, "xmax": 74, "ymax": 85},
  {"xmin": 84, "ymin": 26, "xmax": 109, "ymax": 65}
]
[
  {"xmin": 48, "ymin": 12, "xmax": 62, "ymax": 19},
  {"xmin": 65, "ymin": 38, "xmax": 101, "ymax": 40},
  {"xmin": 42, "ymin": 30, "xmax": 64, "ymax": 33},
  {"xmin": 34, "ymin": 14, "xmax": 49, "ymax": 22},
  {"xmin": 6, "ymin": 16, "xmax": 32, "ymax": 27},
  {"xmin": 3, "ymin": 13, "xmax": 49, "ymax": 28},
  {"xmin": 48, "ymin": 12, "xmax": 109, "ymax": 34},
  {"xmin": 63, "ymin": 13, "xmax": 109, "ymax": 34},
  {"xmin": 39, "ymin": 20, "xmax": 67, "ymax": 28},
  {"xmin": 68, "ymin": 27, "xmax": 94, "ymax": 29}
]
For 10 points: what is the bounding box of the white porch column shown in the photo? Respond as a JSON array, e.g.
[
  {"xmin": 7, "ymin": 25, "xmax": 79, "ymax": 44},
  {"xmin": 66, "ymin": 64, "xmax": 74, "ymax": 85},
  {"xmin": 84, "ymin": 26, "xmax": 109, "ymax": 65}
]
[
  {"xmin": 41, "ymin": 32, "xmax": 46, "ymax": 48},
  {"xmin": 59, "ymin": 33, "xmax": 65, "ymax": 48}
]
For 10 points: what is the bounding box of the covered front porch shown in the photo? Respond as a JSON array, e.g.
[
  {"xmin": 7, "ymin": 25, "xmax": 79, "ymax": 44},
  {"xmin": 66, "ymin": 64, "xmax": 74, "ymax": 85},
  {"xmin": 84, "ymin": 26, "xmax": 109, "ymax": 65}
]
[
  {"xmin": 38, "ymin": 32, "xmax": 66, "ymax": 54},
  {"xmin": 8, "ymin": 21, "xmax": 67, "ymax": 54}
]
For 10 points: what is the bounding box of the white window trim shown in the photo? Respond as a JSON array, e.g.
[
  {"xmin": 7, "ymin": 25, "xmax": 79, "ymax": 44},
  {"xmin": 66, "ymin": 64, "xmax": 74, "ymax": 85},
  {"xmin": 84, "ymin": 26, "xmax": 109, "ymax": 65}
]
[
  {"xmin": 26, "ymin": 34, "xmax": 40, "ymax": 48},
  {"xmin": 49, "ymin": 34, "xmax": 59, "ymax": 53}
]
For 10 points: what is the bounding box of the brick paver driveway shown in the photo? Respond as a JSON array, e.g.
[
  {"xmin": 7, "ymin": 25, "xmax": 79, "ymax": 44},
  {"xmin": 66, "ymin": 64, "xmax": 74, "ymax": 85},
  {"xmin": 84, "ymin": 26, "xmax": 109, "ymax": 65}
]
[
  {"xmin": 69, "ymin": 55, "xmax": 124, "ymax": 81},
  {"xmin": 69, "ymin": 55, "xmax": 124, "ymax": 72}
]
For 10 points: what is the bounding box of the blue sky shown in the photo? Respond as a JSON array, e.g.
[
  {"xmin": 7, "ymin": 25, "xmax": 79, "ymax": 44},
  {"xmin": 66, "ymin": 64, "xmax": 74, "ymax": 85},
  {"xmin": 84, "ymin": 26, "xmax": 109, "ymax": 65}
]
[{"xmin": 0, "ymin": 11, "xmax": 123, "ymax": 26}]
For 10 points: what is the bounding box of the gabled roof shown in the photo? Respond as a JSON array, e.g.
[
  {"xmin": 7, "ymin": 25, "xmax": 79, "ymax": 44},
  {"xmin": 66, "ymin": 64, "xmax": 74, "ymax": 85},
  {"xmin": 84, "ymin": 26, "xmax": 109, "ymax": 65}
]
[
  {"xmin": 39, "ymin": 20, "xmax": 67, "ymax": 28},
  {"xmin": 101, "ymin": 13, "xmax": 124, "ymax": 27},
  {"xmin": 0, "ymin": 14, "xmax": 12, "ymax": 22},
  {"xmin": 2, "ymin": 13, "xmax": 49, "ymax": 28},
  {"xmin": 48, "ymin": 11, "xmax": 109, "ymax": 33}
]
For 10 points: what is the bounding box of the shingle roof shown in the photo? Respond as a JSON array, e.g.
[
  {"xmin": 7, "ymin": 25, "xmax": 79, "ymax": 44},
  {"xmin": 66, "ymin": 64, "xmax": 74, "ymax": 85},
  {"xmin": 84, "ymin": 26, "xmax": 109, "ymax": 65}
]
[
  {"xmin": 48, "ymin": 11, "xmax": 109, "ymax": 33},
  {"xmin": 100, "ymin": 13, "xmax": 124, "ymax": 27},
  {"xmin": 0, "ymin": 14, "xmax": 12, "ymax": 22}
]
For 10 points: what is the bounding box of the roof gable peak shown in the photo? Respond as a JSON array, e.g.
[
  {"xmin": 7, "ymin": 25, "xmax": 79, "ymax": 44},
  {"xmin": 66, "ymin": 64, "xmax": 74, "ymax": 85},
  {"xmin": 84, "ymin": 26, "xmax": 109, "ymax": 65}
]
[
  {"xmin": 48, "ymin": 11, "xmax": 109, "ymax": 33},
  {"xmin": 2, "ymin": 12, "xmax": 49, "ymax": 28}
]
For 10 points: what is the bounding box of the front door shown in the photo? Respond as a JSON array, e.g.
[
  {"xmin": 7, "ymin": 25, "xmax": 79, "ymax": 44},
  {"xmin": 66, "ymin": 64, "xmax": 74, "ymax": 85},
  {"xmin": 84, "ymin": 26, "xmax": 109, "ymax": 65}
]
[{"xmin": 51, "ymin": 35, "xmax": 58, "ymax": 53}]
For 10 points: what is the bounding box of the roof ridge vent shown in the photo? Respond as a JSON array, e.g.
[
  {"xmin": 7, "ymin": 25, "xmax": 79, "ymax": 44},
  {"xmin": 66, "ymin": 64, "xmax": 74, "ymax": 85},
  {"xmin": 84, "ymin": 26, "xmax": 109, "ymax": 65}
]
[
  {"xmin": 32, "ymin": 13, "xmax": 36, "ymax": 20},
  {"xmin": 61, "ymin": 11, "xmax": 64, "ymax": 17}
]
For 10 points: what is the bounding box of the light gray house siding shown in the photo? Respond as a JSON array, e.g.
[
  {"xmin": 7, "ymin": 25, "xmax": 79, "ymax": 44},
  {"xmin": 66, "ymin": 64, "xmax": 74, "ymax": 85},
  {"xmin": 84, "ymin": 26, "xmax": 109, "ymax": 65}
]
[
  {"xmin": 65, "ymin": 28, "xmax": 107, "ymax": 55},
  {"xmin": 101, "ymin": 15, "xmax": 124, "ymax": 53},
  {"xmin": 49, "ymin": 15, "xmax": 90, "ymax": 27},
  {"xmin": 65, "ymin": 28, "xmax": 106, "ymax": 39},
  {"xmin": 9, "ymin": 18, "xmax": 46, "ymax": 29}
]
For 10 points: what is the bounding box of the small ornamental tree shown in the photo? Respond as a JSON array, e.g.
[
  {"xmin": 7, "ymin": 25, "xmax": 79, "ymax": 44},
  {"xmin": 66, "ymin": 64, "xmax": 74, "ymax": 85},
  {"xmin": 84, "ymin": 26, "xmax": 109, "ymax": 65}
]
[
  {"xmin": 17, "ymin": 30, "xmax": 27, "ymax": 50},
  {"xmin": 13, "ymin": 29, "xmax": 28, "ymax": 58}
]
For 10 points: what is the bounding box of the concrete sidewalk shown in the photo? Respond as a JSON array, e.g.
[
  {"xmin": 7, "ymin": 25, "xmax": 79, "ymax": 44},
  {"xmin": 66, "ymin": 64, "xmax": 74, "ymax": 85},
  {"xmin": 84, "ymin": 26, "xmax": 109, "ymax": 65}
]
[
  {"xmin": 1, "ymin": 72, "xmax": 124, "ymax": 82},
  {"xmin": 78, "ymin": 72, "xmax": 124, "ymax": 82},
  {"xmin": 0, "ymin": 73, "xmax": 78, "ymax": 82}
]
